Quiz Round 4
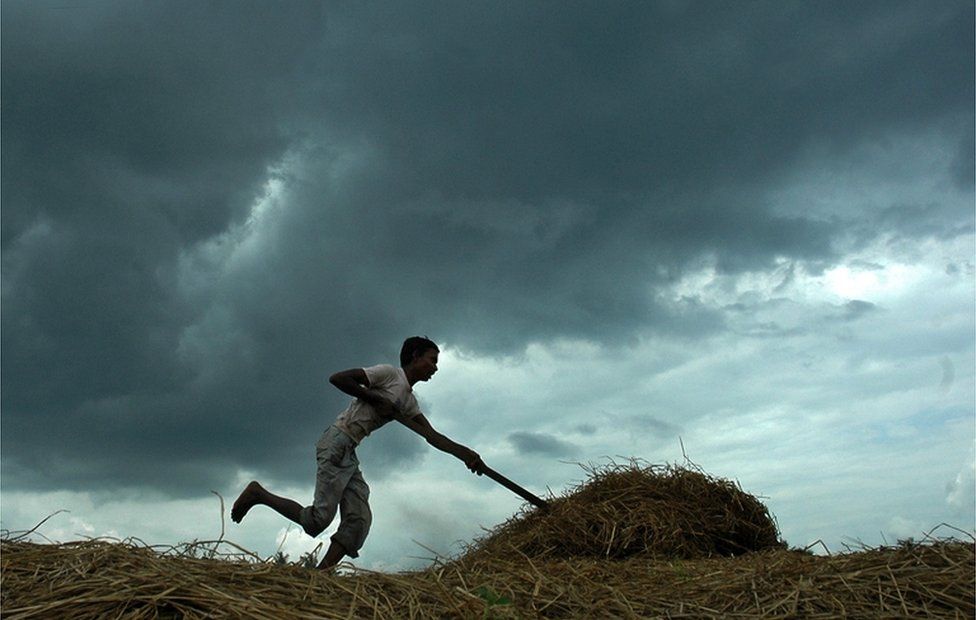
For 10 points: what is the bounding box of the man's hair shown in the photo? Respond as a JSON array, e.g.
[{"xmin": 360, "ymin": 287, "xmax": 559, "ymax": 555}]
[{"xmin": 400, "ymin": 336, "xmax": 439, "ymax": 367}]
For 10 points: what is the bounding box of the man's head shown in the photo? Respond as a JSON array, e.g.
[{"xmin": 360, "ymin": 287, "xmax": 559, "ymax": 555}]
[{"xmin": 400, "ymin": 336, "xmax": 439, "ymax": 384}]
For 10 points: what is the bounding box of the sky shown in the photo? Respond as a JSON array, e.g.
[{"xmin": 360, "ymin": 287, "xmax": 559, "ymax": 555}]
[{"xmin": 2, "ymin": 1, "xmax": 974, "ymax": 571}]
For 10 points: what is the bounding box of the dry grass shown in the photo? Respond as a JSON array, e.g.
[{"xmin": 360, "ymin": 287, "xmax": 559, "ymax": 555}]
[
  {"xmin": 3, "ymin": 462, "xmax": 973, "ymax": 619},
  {"xmin": 464, "ymin": 461, "xmax": 785, "ymax": 562}
]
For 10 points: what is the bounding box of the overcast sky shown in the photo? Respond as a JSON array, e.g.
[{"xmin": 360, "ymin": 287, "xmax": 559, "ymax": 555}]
[{"xmin": 2, "ymin": 1, "xmax": 974, "ymax": 570}]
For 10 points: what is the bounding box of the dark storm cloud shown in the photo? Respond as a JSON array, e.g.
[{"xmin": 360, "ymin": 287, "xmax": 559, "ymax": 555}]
[
  {"xmin": 273, "ymin": 0, "xmax": 971, "ymax": 349},
  {"xmin": 2, "ymin": 1, "xmax": 972, "ymax": 495},
  {"xmin": 1, "ymin": 0, "xmax": 342, "ymax": 493}
]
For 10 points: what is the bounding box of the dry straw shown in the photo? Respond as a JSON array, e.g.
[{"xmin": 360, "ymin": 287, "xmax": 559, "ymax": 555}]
[
  {"xmin": 3, "ymin": 461, "xmax": 973, "ymax": 618},
  {"xmin": 463, "ymin": 460, "xmax": 785, "ymax": 562}
]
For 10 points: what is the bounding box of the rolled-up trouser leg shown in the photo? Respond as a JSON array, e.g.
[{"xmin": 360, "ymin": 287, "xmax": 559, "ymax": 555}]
[
  {"xmin": 330, "ymin": 469, "xmax": 371, "ymax": 558},
  {"xmin": 299, "ymin": 426, "xmax": 358, "ymax": 537}
]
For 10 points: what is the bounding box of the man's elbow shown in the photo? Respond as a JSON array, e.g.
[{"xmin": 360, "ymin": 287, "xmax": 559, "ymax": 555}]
[
  {"xmin": 425, "ymin": 432, "xmax": 446, "ymax": 449},
  {"xmin": 329, "ymin": 371, "xmax": 351, "ymax": 388}
]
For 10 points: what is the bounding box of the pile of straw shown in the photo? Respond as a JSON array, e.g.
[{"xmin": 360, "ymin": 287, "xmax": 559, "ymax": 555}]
[
  {"xmin": 3, "ymin": 536, "xmax": 972, "ymax": 618},
  {"xmin": 465, "ymin": 461, "xmax": 784, "ymax": 561},
  {"xmin": 3, "ymin": 461, "xmax": 973, "ymax": 618}
]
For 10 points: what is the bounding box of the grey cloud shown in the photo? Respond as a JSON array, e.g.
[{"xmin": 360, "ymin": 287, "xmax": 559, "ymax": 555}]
[
  {"xmin": 1, "ymin": 1, "xmax": 321, "ymax": 245},
  {"xmin": 729, "ymin": 296, "xmax": 878, "ymax": 335},
  {"xmin": 723, "ymin": 297, "xmax": 809, "ymax": 339},
  {"xmin": 951, "ymin": 123, "xmax": 975, "ymax": 191},
  {"xmin": 841, "ymin": 300, "xmax": 878, "ymax": 322},
  {"xmin": 849, "ymin": 260, "xmax": 885, "ymax": 271},
  {"xmin": 874, "ymin": 203, "xmax": 975, "ymax": 242},
  {"xmin": 789, "ymin": 299, "xmax": 881, "ymax": 328},
  {"xmin": 625, "ymin": 415, "xmax": 682, "ymax": 438},
  {"xmin": 1, "ymin": 0, "xmax": 971, "ymax": 497},
  {"xmin": 575, "ymin": 424, "xmax": 598, "ymax": 436},
  {"xmin": 773, "ymin": 263, "xmax": 796, "ymax": 293},
  {"xmin": 736, "ymin": 322, "xmax": 809, "ymax": 340},
  {"xmin": 508, "ymin": 432, "xmax": 579, "ymax": 457},
  {"xmin": 311, "ymin": 3, "xmax": 970, "ymax": 201}
]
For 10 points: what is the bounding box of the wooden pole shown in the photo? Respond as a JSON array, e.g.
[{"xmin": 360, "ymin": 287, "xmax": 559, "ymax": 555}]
[{"xmin": 479, "ymin": 464, "xmax": 550, "ymax": 510}]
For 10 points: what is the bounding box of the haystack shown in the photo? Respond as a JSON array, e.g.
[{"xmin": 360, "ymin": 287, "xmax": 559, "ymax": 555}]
[
  {"xmin": 2, "ymin": 458, "xmax": 973, "ymax": 618},
  {"xmin": 3, "ymin": 536, "xmax": 974, "ymax": 618},
  {"xmin": 464, "ymin": 460, "xmax": 784, "ymax": 562}
]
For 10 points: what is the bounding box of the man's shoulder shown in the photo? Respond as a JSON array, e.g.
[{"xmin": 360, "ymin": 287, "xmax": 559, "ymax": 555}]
[{"xmin": 363, "ymin": 363, "xmax": 402, "ymax": 385}]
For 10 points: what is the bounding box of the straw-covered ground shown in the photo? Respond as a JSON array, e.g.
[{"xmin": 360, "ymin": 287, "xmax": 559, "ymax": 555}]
[{"xmin": 3, "ymin": 462, "xmax": 973, "ymax": 619}]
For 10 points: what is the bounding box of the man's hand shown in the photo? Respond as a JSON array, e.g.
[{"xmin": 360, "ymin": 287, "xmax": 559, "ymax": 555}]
[{"xmin": 459, "ymin": 447, "xmax": 485, "ymax": 476}]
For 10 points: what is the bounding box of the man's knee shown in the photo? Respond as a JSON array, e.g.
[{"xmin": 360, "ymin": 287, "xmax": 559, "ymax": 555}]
[
  {"xmin": 299, "ymin": 506, "xmax": 331, "ymax": 537},
  {"xmin": 303, "ymin": 520, "xmax": 326, "ymax": 537}
]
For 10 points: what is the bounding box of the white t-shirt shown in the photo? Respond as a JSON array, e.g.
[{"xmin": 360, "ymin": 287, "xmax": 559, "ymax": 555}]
[{"xmin": 333, "ymin": 364, "xmax": 423, "ymax": 444}]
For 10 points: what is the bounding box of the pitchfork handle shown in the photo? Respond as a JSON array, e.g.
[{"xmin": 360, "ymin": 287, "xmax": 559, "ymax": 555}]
[{"xmin": 480, "ymin": 464, "xmax": 550, "ymax": 510}]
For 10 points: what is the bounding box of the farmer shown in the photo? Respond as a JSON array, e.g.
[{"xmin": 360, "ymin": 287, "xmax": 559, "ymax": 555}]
[{"xmin": 230, "ymin": 336, "xmax": 485, "ymax": 570}]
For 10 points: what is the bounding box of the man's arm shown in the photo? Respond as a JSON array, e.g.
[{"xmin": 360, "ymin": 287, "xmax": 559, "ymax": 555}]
[
  {"xmin": 329, "ymin": 368, "xmax": 397, "ymax": 418},
  {"xmin": 398, "ymin": 413, "xmax": 484, "ymax": 475}
]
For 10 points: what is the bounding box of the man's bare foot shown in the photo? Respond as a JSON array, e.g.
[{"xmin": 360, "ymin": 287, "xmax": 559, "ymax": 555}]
[{"xmin": 231, "ymin": 481, "xmax": 265, "ymax": 523}]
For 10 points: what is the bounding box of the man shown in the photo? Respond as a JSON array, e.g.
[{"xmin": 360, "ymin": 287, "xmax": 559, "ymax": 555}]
[{"xmin": 230, "ymin": 336, "xmax": 484, "ymax": 569}]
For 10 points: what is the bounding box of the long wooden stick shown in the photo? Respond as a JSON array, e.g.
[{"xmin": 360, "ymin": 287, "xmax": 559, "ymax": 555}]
[
  {"xmin": 396, "ymin": 416, "xmax": 549, "ymax": 509},
  {"xmin": 479, "ymin": 464, "xmax": 550, "ymax": 510}
]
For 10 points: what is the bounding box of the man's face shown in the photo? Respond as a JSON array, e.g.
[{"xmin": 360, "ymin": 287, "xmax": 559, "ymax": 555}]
[{"xmin": 415, "ymin": 348, "xmax": 439, "ymax": 381}]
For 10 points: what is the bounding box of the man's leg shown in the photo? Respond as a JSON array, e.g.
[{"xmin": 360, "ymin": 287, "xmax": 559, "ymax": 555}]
[
  {"xmin": 317, "ymin": 469, "xmax": 371, "ymax": 569},
  {"xmin": 231, "ymin": 480, "xmax": 303, "ymax": 525},
  {"xmin": 316, "ymin": 539, "xmax": 347, "ymax": 570}
]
